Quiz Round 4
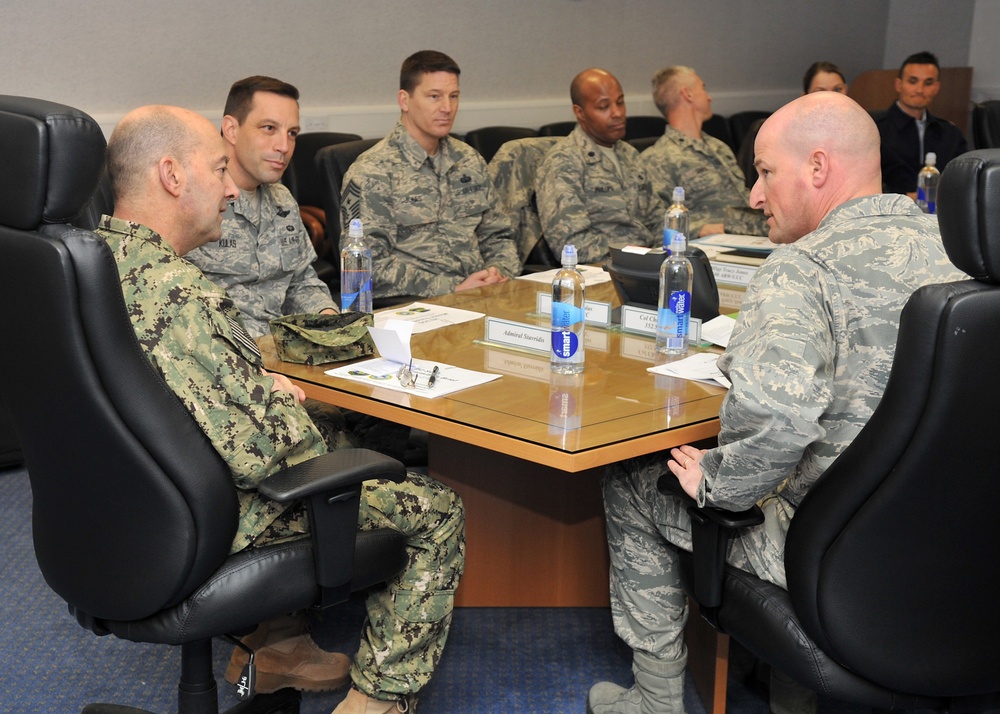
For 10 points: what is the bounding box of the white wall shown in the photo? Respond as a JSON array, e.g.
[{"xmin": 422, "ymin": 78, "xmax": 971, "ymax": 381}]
[
  {"xmin": 0, "ymin": 0, "xmax": 890, "ymax": 136},
  {"xmin": 970, "ymin": 0, "xmax": 1000, "ymax": 101},
  {"xmin": 0, "ymin": 0, "xmax": 984, "ymax": 137},
  {"xmin": 882, "ymin": 0, "xmax": 975, "ymax": 69}
]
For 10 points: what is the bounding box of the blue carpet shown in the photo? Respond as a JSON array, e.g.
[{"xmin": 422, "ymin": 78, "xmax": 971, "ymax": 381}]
[{"xmin": 1, "ymin": 464, "xmax": 871, "ymax": 713}]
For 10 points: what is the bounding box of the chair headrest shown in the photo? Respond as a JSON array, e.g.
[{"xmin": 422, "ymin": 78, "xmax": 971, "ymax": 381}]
[
  {"xmin": 938, "ymin": 149, "xmax": 1000, "ymax": 283},
  {"xmin": 0, "ymin": 95, "xmax": 106, "ymax": 230}
]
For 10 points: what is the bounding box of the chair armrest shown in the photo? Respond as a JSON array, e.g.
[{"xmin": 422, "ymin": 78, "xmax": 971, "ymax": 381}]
[
  {"xmin": 259, "ymin": 448, "xmax": 405, "ymax": 502},
  {"xmin": 657, "ymin": 474, "xmax": 763, "ymax": 623},
  {"xmin": 657, "ymin": 474, "xmax": 764, "ymax": 529},
  {"xmin": 259, "ymin": 449, "xmax": 406, "ymax": 606}
]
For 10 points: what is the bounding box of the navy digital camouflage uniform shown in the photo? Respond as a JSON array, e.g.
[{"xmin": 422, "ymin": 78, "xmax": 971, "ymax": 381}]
[
  {"xmin": 340, "ymin": 121, "xmax": 520, "ymax": 299},
  {"xmin": 535, "ymin": 125, "xmax": 661, "ymax": 265},
  {"xmin": 186, "ymin": 182, "xmax": 336, "ymax": 339},
  {"xmin": 186, "ymin": 182, "xmax": 356, "ymax": 452},
  {"xmin": 639, "ymin": 124, "xmax": 769, "ymax": 238},
  {"xmin": 603, "ymin": 195, "xmax": 964, "ymax": 666},
  {"xmin": 96, "ymin": 215, "xmax": 465, "ymax": 699}
]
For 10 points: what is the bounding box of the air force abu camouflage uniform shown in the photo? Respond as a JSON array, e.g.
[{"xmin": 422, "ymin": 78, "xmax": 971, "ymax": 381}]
[
  {"xmin": 96, "ymin": 215, "xmax": 465, "ymax": 699},
  {"xmin": 340, "ymin": 121, "xmax": 520, "ymax": 299},
  {"xmin": 603, "ymin": 195, "xmax": 964, "ymax": 664},
  {"xmin": 535, "ymin": 124, "xmax": 661, "ymax": 265},
  {"xmin": 185, "ymin": 182, "xmax": 336, "ymax": 339},
  {"xmin": 487, "ymin": 136, "xmax": 559, "ymax": 263},
  {"xmin": 639, "ymin": 124, "xmax": 769, "ymax": 238}
]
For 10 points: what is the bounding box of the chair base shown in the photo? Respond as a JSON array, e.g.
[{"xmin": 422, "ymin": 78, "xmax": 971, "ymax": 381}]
[
  {"xmin": 81, "ymin": 638, "xmax": 302, "ymax": 714},
  {"xmin": 685, "ymin": 598, "xmax": 730, "ymax": 714}
]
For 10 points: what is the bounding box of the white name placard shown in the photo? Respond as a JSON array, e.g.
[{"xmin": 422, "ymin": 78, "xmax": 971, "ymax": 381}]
[
  {"xmin": 484, "ymin": 317, "xmax": 550, "ymax": 354},
  {"xmin": 620, "ymin": 305, "xmax": 701, "ymax": 344}
]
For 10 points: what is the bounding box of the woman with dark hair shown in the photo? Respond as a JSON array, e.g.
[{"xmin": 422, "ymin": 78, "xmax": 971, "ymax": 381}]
[
  {"xmin": 803, "ymin": 61, "xmax": 848, "ymax": 94},
  {"xmin": 736, "ymin": 62, "xmax": 849, "ymax": 187}
]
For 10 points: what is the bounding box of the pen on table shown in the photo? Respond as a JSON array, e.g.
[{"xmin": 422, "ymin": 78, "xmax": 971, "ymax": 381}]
[{"xmin": 427, "ymin": 365, "xmax": 440, "ymax": 388}]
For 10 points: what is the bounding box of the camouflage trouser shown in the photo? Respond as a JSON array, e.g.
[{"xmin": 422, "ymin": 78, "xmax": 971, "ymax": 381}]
[
  {"xmin": 351, "ymin": 472, "xmax": 465, "ymax": 699},
  {"xmin": 603, "ymin": 452, "xmax": 759, "ymax": 663},
  {"xmin": 308, "ymin": 400, "xmax": 419, "ymax": 465},
  {"xmin": 304, "ymin": 399, "xmax": 359, "ymax": 451}
]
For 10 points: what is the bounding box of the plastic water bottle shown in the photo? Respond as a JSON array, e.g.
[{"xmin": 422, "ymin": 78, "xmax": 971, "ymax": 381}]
[
  {"xmin": 551, "ymin": 244, "xmax": 585, "ymax": 374},
  {"xmin": 340, "ymin": 218, "xmax": 373, "ymax": 314},
  {"xmin": 916, "ymin": 152, "xmax": 940, "ymax": 214},
  {"xmin": 664, "ymin": 186, "xmax": 691, "ymax": 245},
  {"xmin": 656, "ymin": 232, "xmax": 693, "ymax": 355}
]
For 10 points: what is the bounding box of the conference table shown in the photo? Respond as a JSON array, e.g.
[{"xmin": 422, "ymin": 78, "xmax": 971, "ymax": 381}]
[
  {"xmin": 261, "ymin": 274, "xmax": 738, "ymax": 713},
  {"xmin": 261, "ymin": 274, "xmax": 729, "ymax": 608}
]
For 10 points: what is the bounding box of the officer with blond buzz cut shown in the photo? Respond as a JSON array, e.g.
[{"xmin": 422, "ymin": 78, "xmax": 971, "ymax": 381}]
[
  {"xmin": 639, "ymin": 65, "xmax": 769, "ymax": 239},
  {"xmin": 535, "ymin": 68, "xmax": 661, "ymax": 265},
  {"xmin": 97, "ymin": 104, "xmax": 465, "ymax": 714},
  {"xmin": 589, "ymin": 91, "xmax": 964, "ymax": 714}
]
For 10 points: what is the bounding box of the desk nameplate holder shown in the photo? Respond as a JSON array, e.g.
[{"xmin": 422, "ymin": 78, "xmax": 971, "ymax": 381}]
[
  {"xmin": 479, "ymin": 292, "xmax": 614, "ymax": 355},
  {"xmin": 482, "ymin": 317, "xmax": 610, "ymax": 356},
  {"xmin": 483, "ymin": 317, "xmax": 550, "ymax": 355},
  {"xmin": 620, "ymin": 304, "xmax": 702, "ymax": 344}
]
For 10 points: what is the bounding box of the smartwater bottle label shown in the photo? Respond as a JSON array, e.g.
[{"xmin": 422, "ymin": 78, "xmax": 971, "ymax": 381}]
[
  {"xmin": 659, "ymin": 291, "xmax": 690, "ymax": 340},
  {"xmin": 664, "ymin": 228, "xmax": 681, "ymax": 247},
  {"xmin": 669, "ymin": 291, "xmax": 691, "ymax": 325},
  {"xmin": 341, "ymin": 291, "xmax": 358, "ymax": 310},
  {"xmin": 552, "ymin": 329, "xmax": 580, "ymax": 359},
  {"xmin": 551, "ymin": 302, "xmax": 585, "ymax": 328},
  {"xmin": 917, "ymin": 187, "xmax": 926, "ymax": 203}
]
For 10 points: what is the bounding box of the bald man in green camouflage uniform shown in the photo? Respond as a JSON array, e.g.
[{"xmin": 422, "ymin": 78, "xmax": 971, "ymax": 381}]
[
  {"xmin": 589, "ymin": 92, "xmax": 964, "ymax": 714},
  {"xmin": 98, "ymin": 105, "xmax": 463, "ymax": 714},
  {"xmin": 340, "ymin": 51, "xmax": 520, "ymax": 301},
  {"xmin": 535, "ymin": 69, "xmax": 661, "ymax": 266},
  {"xmin": 640, "ymin": 66, "xmax": 769, "ymax": 240}
]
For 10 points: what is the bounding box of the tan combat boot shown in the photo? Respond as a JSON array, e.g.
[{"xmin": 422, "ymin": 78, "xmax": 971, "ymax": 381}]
[
  {"xmin": 331, "ymin": 687, "xmax": 412, "ymax": 713},
  {"xmin": 224, "ymin": 614, "xmax": 351, "ymax": 693}
]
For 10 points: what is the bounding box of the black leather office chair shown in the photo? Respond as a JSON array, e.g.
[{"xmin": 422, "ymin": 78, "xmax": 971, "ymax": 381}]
[
  {"xmin": 0, "ymin": 392, "xmax": 22, "ymax": 468},
  {"xmin": 658, "ymin": 149, "xmax": 1000, "ymax": 711},
  {"xmin": 282, "ymin": 131, "xmax": 362, "ymax": 210},
  {"xmin": 0, "ymin": 95, "xmax": 408, "ymax": 714},
  {"xmin": 315, "ymin": 138, "xmax": 418, "ymax": 308},
  {"xmin": 972, "ymin": 101, "xmax": 1000, "ymax": 149},
  {"xmin": 734, "ymin": 117, "xmax": 767, "ymax": 188},
  {"xmin": 464, "ymin": 125, "xmax": 537, "ymax": 162},
  {"xmin": 73, "ymin": 166, "xmax": 115, "ymax": 230},
  {"xmin": 624, "ymin": 115, "xmax": 666, "ymax": 141},
  {"xmin": 279, "ymin": 132, "xmax": 362, "ymax": 289},
  {"xmin": 626, "ymin": 135, "xmax": 658, "ymax": 153},
  {"xmin": 702, "ymin": 114, "xmax": 735, "ymax": 154},
  {"xmin": 538, "ymin": 120, "xmax": 576, "ymax": 137},
  {"xmin": 315, "ymin": 137, "xmax": 380, "ymax": 247},
  {"xmin": 727, "ymin": 111, "xmax": 770, "ymax": 158}
]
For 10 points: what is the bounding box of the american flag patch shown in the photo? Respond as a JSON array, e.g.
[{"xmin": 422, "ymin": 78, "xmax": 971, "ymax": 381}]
[{"xmin": 226, "ymin": 315, "xmax": 263, "ymax": 365}]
